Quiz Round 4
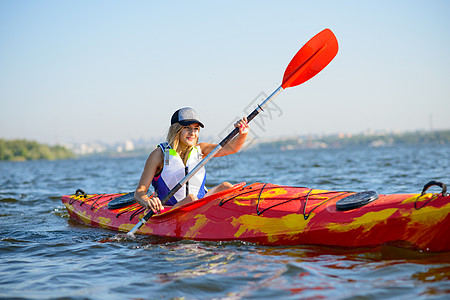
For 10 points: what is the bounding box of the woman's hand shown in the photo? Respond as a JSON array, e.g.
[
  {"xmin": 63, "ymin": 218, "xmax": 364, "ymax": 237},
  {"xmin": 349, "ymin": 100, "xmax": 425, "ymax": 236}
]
[
  {"xmin": 234, "ymin": 117, "xmax": 249, "ymax": 135},
  {"xmin": 141, "ymin": 193, "xmax": 163, "ymax": 213},
  {"xmin": 134, "ymin": 148, "xmax": 164, "ymax": 212}
]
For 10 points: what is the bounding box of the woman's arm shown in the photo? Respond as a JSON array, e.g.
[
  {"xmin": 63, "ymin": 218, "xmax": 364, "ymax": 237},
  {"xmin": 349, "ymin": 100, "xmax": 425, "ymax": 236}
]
[
  {"xmin": 134, "ymin": 148, "xmax": 164, "ymax": 212},
  {"xmin": 199, "ymin": 117, "xmax": 249, "ymax": 157}
]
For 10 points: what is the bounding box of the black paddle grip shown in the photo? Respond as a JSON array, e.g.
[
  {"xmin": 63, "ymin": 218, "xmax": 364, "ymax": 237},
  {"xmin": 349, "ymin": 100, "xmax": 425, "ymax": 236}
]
[
  {"xmin": 219, "ymin": 127, "xmax": 240, "ymax": 147},
  {"xmin": 218, "ymin": 106, "xmax": 261, "ymax": 148}
]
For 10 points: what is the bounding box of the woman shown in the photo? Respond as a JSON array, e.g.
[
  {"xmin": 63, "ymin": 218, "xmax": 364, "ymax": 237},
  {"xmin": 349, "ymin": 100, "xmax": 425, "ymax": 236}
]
[{"xmin": 135, "ymin": 107, "xmax": 249, "ymax": 213}]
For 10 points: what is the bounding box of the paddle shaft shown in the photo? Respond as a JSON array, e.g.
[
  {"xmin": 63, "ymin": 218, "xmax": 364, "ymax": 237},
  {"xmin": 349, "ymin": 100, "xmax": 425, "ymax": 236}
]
[
  {"xmin": 126, "ymin": 28, "xmax": 339, "ymax": 236},
  {"xmin": 127, "ymin": 86, "xmax": 284, "ymax": 236}
]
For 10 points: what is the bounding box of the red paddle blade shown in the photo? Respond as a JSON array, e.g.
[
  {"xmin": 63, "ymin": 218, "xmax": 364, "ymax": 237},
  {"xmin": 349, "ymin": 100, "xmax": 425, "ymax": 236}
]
[{"xmin": 282, "ymin": 29, "xmax": 338, "ymax": 89}]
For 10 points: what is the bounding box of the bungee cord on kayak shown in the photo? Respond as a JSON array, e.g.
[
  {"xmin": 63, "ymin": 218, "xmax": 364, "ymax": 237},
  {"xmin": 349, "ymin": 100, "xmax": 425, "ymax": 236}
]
[
  {"xmin": 70, "ymin": 193, "xmax": 114, "ymax": 209},
  {"xmin": 218, "ymin": 183, "xmax": 354, "ymax": 219}
]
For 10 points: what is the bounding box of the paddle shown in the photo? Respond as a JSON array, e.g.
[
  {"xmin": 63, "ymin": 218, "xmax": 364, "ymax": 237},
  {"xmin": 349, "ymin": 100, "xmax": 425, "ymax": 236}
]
[{"xmin": 126, "ymin": 28, "xmax": 339, "ymax": 237}]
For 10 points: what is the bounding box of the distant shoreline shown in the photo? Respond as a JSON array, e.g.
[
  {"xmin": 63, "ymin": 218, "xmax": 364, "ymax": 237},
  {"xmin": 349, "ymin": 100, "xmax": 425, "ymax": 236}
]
[
  {"xmin": 250, "ymin": 129, "xmax": 450, "ymax": 151},
  {"xmin": 2, "ymin": 129, "xmax": 449, "ymax": 161}
]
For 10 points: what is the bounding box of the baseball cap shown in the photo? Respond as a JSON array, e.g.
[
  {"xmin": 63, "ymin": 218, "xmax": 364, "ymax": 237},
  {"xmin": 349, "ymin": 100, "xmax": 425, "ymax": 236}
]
[{"xmin": 171, "ymin": 107, "xmax": 204, "ymax": 128}]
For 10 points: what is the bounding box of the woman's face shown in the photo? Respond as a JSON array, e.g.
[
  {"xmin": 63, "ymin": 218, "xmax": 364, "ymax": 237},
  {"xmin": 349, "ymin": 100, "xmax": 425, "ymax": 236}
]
[{"xmin": 178, "ymin": 123, "xmax": 200, "ymax": 147}]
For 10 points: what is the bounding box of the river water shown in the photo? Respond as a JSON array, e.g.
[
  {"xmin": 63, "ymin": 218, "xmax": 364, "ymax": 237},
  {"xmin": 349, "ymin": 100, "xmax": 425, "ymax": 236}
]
[{"xmin": 1, "ymin": 144, "xmax": 449, "ymax": 299}]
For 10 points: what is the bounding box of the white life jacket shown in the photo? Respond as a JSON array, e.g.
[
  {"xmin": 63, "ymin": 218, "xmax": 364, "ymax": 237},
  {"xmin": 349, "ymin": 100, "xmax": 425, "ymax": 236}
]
[{"xmin": 151, "ymin": 142, "xmax": 207, "ymax": 205}]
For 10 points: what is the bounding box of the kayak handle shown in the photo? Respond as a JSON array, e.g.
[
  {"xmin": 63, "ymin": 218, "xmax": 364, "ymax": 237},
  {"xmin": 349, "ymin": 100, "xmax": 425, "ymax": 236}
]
[
  {"xmin": 75, "ymin": 189, "xmax": 87, "ymax": 198},
  {"xmin": 421, "ymin": 181, "xmax": 447, "ymax": 197}
]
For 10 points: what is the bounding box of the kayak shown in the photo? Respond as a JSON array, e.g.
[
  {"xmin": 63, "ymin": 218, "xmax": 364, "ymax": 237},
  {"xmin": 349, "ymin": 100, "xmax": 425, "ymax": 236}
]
[{"xmin": 61, "ymin": 181, "xmax": 450, "ymax": 252}]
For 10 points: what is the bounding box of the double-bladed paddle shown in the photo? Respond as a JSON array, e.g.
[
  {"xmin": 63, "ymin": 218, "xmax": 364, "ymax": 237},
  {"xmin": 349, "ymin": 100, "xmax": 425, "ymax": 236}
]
[{"xmin": 127, "ymin": 28, "xmax": 339, "ymax": 236}]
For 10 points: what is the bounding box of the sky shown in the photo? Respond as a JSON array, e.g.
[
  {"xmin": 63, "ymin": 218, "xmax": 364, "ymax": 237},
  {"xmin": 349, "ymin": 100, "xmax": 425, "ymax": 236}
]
[{"xmin": 1, "ymin": 0, "xmax": 449, "ymax": 145}]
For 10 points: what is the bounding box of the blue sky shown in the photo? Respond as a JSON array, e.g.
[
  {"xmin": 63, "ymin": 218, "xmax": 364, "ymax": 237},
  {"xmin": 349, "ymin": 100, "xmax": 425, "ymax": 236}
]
[{"xmin": 1, "ymin": 0, "xmax": 449, "ymax": 144}]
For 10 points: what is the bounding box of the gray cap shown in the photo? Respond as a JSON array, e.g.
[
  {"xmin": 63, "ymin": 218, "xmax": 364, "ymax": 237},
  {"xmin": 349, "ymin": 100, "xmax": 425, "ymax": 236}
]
[{"xmin": 171, "ymin": 107, "xmax": 204, "ymax": 128}]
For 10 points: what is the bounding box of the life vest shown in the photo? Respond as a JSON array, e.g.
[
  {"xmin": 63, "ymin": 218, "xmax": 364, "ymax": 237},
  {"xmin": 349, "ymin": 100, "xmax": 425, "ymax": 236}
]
[{"xmin": 152, "ymin": 142, "xmax": 207, "ymax": 206}]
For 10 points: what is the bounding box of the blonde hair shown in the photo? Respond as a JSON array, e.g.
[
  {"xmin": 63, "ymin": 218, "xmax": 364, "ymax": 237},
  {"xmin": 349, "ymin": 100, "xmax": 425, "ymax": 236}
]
[{"xmin": 166, "ymin": 123, "xmax": 198, "ymax": 165}]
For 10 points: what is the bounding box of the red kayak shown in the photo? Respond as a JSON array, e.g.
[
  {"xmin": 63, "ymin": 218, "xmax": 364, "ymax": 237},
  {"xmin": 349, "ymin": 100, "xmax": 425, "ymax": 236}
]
[{"xmin": 61, "ymin": 181, "xmax": 450, "ymax": 252}]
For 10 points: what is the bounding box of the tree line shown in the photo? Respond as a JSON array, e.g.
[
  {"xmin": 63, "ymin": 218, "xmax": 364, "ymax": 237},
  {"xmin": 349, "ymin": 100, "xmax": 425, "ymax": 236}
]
[{"xmin": 0, "ymin": 139, "xmax": 75, "ymax": 161}]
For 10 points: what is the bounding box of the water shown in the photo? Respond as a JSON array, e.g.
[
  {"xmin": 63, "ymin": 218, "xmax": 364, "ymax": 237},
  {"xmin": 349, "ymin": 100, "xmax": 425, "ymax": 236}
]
[{"xmin": 1, "ymin": 144, "xmax": 449, "ymax": 299}]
